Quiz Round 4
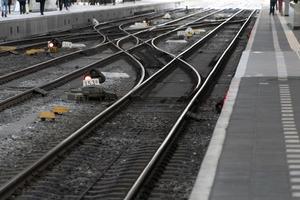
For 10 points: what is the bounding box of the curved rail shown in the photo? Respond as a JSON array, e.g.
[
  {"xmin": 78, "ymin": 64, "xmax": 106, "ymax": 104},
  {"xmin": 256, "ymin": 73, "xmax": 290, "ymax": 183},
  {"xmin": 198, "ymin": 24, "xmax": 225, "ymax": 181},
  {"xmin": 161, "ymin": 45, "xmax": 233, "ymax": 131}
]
[
  {"xmin": 116, "ymin": 10, "xmax": 221, "ymax": 93},
  {"xmin": 150, "ymin": 9, "xmax": 246, "ymax": 93},
  {"xmin": 149, "ymin": 9, "xmax": 224, "ymax": 94},
  {"xmin": 118, "ymin": 23, "xmax": 140, "ymax": 47},
  {"xmin": 0, "ymin": 12, "xmax": 166, "ymax": 85},
  {"xmin": 103, "ymin": 35, "xmax": 146, "ymax": 87},
  {"xmin": 115, "ymin": 9, "xmax": 212, "ymax": 48},
  {"xmin": 124, "ymin": 9, "xmax": 255, "ymax": 200},
  {"xmin": 0, "ymin": 9, "xmax": 221, "ymax": 112},
  {"xmin": 0, "ymin": 26, "xmax": 94, "ymax": 46},
  {"xmin": 0, "ymin": 10, "xmax": 207, "ymax": 85},
  {"xmin": 0, "ymin": 42, "xmax": 112, "ymax": 85},
  {"xmin": 83, "ymin": 18, "xmax": 145, "ymax": 89},
  {"xmin": 0, "ymin": 11, "xmax": 158, "ymax": 46},
  {"xmin": 0, "ymin": 9, "xmax": 245, "ymax": 199}
]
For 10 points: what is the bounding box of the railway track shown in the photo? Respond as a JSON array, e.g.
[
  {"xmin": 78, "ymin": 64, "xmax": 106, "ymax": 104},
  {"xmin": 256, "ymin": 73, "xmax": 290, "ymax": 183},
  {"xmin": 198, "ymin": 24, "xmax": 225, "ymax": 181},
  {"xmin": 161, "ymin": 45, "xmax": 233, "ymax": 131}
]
[
  {"xmin": 0, "ymin": 11, "xmax": 173, "ymax": 76},
  {"xmin": 126, "ymin": 9, "xmax": 256, "ymax": 200},
  {"xmin": 117, "ymin": 8, "xmax": 213, "ymax": 50},
  {"xmin": 0, "ymin": 9, "xmax": 197, "ymax": 78},
  {"xmin": 0, "ymin": 8, "xmax": 213, "ymax": 112},
  {"xmin": 0, "ymin": 8, "xmax": 256, "ymax": 199},
  {"xmin": 3, "ymin": 8, "xmax": 223, "ymax": 197},
  {"xmin": 0, "ymin": 10, "xmax": 165, "ymax": 51}
]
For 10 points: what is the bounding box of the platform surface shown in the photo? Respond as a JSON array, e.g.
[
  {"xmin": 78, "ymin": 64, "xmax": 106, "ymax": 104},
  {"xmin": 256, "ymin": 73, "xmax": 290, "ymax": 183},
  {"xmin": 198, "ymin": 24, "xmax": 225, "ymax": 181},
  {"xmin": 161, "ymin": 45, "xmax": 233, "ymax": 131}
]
[
  {"xmin": 0, "ymin": 0, "xmax": 180, "ymax": 21},
  {"xmin": 190, "ymin": 1, "xmax": 300, "ymax": 200}
]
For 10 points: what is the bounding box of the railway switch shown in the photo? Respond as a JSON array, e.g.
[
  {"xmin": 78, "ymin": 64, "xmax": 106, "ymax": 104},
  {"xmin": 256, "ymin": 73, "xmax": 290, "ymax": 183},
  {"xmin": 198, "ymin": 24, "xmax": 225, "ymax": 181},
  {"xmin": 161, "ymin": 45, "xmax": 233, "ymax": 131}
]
[{"xmin": 92, "ymin": 18, "xmax": 100, "ymax": 26}]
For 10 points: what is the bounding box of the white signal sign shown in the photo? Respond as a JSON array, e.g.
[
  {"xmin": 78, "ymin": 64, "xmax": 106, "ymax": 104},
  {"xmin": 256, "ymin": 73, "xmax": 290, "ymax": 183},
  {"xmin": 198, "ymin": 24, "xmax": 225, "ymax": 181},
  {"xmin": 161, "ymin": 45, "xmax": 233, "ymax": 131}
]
[
  {"xmin": 83, "ymin": 78, "xmax": 100, "ymax": 87},
  {"xmin": 62, "ymin": 41, "xmax": 73, "ymax": 48},
  {"xmin": 177, "ymin": 31, "xmax": 186, "ymax": 36}
]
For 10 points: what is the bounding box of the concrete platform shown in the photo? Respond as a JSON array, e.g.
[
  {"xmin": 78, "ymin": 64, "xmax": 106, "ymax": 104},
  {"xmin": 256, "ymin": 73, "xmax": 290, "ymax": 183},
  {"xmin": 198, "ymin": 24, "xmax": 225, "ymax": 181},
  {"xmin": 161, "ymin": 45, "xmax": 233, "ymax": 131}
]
[
  {"xmin": 0, "ymin": 0, "xmax": 183, "ymax": 40},
  {"xmin": 189, "ymin": 3, "xmax": 300, "ymax": 200}
]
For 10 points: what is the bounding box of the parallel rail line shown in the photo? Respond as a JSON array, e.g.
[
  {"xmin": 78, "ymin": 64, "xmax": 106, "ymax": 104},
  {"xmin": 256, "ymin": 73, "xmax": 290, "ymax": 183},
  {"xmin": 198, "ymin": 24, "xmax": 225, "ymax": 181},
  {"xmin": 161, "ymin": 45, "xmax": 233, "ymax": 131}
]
[
  {"xmin": 0, "ymin": 9, "xmax": 256, "ymax": 199},
  {"xmin": 0, "ymin": 9, "xmax": 214, "ymax": 112},
  {"xmin": 125, "ymin": 9, "xmax": 256, "ymax": 199}
]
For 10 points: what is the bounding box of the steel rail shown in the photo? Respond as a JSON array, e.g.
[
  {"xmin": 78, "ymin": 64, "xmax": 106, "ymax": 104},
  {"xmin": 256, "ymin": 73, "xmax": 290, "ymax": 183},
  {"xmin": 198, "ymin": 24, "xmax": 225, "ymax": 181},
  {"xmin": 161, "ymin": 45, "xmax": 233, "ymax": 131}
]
[
  {"xmin": 0, "ymin": 10, "xmax": 197, "ymax": 85},
  {"xmin": 0, "ymin": 16, "xmax": 188, "ymax": 111},
  {"xmin": 0, "ymin": 9, "xmax": 236, "ymax": 113},
  {"xmin": 0, "ymin": 29, "xmax": 172, "ymax": 112},
  {"xmin": 0, "ymin": 9, "xmax": 240, "ymax": 198},
  {"xmin": 116, "ymin": 12, "xmax": 169, "ymax": 46},
  {"xmin": 1, "ymin": 15, "xmax": 187, "ymax": 111},
  {"xmin": 0, "ymin": 11, "xmax": 160, "ymax": 57},
  {"xmin": 0, "ymin": 13, "xmax": 159, "ymax": 84},
  {"xmin": 145, "ymin": 9, "xmax": 222, "ymax": 93},
  {"xmin": 124, "ymin": 9, "xmax": 255, "ymax": 200},
  {"xmin": 95, "ymin": 28, "xmax": 146, "ymax": 87},
  {"xmin": 0, "ymin": 54, "xmax": 143, "ymax": 200},
  {"xmin": 0, "ymin": 34, "xmax": 105, "ymax": 56},
  {"xmin": 0, "ymin": 26, "xmax": 94, "ymax": 46},
  {"xmin": 151, "ymin": 9, "xmax": 222, "ymax": 46},
  {"xmin": 116, "ymin": 9, "xmax": 212, "ymax": 48},
  {"xmin": 118, "ymin": 23, "xmax": 140, "ymax": 47},
  {"xmin": 135, "ymin": 18, "xmax": 247, "ymax": 45},
  {"xmin": 117, "ymin": 10, "xmax": 221, "ymax": 94},
  {"xmin": 0, "ymin": 32, "xmax": 99, "ymax": 47},
  {"xmin": 0, "ymin": 45, "xmax": 147, "ymax": 199},
  {"xmin": 0, "ymin": 11, "xmax": 158, "ymax": 46},
  {"xmin": 93, "ymin": 22, "xmax": 108, "ymax": 43},
  {"xmin": 0, "ymin": 42, "xmax": 112, "ymax": 84},
  {"xmin": 151, "ymin": 18, "xmax": 247, "ymax": 33},
  {"xmin": 150, "ymin": 9, "xmax": 239, "ymax": 94}
]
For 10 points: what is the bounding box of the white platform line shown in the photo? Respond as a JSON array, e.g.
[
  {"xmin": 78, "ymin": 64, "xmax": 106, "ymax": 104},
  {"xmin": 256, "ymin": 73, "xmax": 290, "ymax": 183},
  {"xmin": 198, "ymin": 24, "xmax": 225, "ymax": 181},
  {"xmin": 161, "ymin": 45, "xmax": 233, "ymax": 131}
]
[
  {"xmin": 281, "ymin": 101, "xmax": 292, "ymax": 103},
  {"xmin": 286, "ymin": 140, "xmax": 300, "ymax": 144},
  {"xmin": 291, "ymin": 178, "xmax": 300, "ymax": 183},
  {"xmin": 287, "ymin": 149, "xmax": 300, "ymax": 153},
  {"xmin": 282, "ymin": 109, "xmax": 293, "ymax": 112},
  {"xmin": 282, "ymin": 117, "xmax": 294, "ymax": 120},
  {"xmin": 289, "ymin": 165, "xmax": 300, "ymax": 169},
  {"xmin": 271, "ymin": 16, "xmax": 288, "ymax": 77},
  {"xmin": 288, "ymin": 160, "xmax": 300, "ymax": 163},
  {"xmin": 282, "ymin": 114, "xmax": 294, "ymax": 117},
  {"xmin": 286, "ymin": 144, "xmax": 300, "ymax": 148},
  {"xmin": 284, "ymin": 128, "xmax": 297, "ymax": 131},
  {"xmin": 292, "ymin": 185, "xmax": 300, "ymax": 190},
  {"xmin": 292, "ymin": 192, "xmax": 300, "ymax": 197},
  {"xmin": 235, "ymin": 4, "xmax": 262, "ymax": 78},
  {"xmin": 290, "ymin": 171, "xmax": 300, "ymax": 176},
  {"xmin": 278, "ymin": 14, "xmax": 300, "ymax": 56},
  {"xmin": 278, "ymin": 82, "xmax": 300, "ymax": 197},
  {"xmin": 285, "ymin": 135, "xmax": 299, "ymax": 139},
  {"xmin": 188, "ymin": 81, "xmax": 241, "ymax": 200},
  {"xmin": 285, "ymin": 132, "xmax": 298, "ymax": 135},
  {"xmin": 288, "ymin": 155, "xmax": 300, "ymax": 158},
  {"xmin": 282, "ymin": 106, "xmax": 293, "ymax": 109},
  {"xmin": 189, "ymin": 8, "xmax": 296, "ymax": 200}
]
